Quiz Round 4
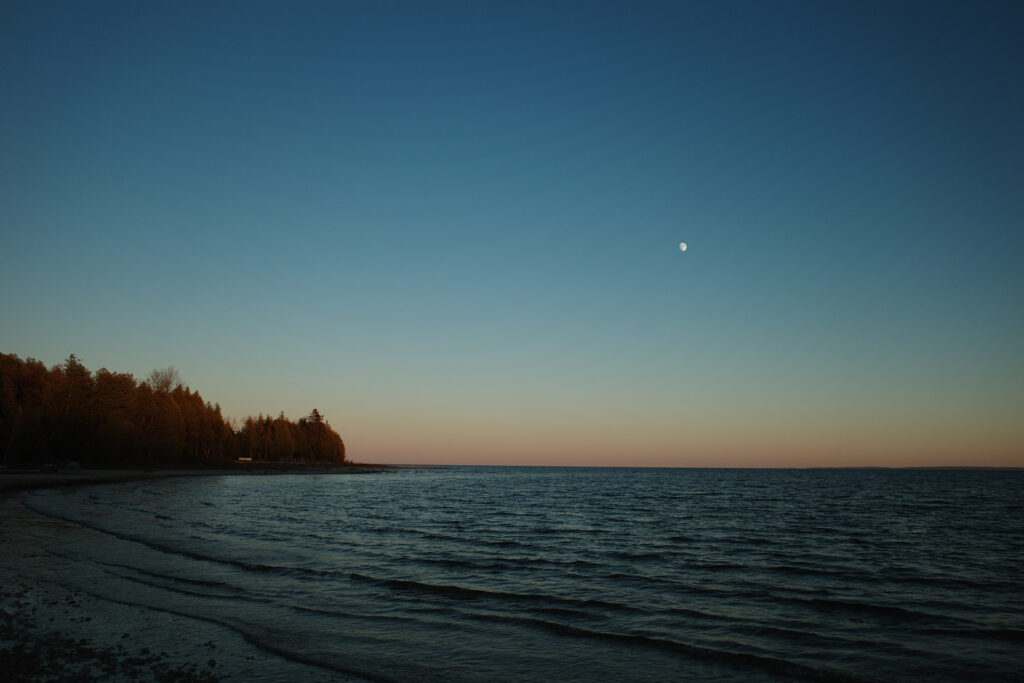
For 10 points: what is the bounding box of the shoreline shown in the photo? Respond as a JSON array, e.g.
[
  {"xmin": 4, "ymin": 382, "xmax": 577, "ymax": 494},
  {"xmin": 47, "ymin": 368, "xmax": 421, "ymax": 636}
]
[
  {"xmin": 1, "ymin": 483, "xmax": 361, "ymax": 682},
  {"xmin": 0, "ymin": 463, "xmax": 400, "ymax": 495}
]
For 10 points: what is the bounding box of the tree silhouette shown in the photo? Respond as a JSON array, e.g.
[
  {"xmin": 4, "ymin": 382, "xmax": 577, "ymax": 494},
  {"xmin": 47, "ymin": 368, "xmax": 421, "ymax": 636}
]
[
  {"xmin": 147, "ymin": 367, "xmax": 181, "ymax": 394},
  {"xmin": 0, "ymin": 352, "xmax": 348, "ymax": 469}
]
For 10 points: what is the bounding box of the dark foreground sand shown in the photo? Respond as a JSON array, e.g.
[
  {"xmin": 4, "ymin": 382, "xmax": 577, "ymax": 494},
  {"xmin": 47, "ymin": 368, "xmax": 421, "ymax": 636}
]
[{"xmin": 0, "ymin": 469, "xmax": 379, "ymax": 682}]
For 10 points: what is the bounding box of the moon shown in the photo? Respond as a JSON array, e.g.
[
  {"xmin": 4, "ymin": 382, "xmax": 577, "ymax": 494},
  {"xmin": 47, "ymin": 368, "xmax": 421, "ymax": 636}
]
[{"xmin": 679, "ymin": 242, "xmax": 687, "ymax": 252}]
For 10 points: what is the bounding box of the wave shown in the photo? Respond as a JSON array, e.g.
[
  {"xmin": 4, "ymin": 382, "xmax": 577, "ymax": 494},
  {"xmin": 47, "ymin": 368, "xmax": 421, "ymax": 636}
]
[
  {"xmin": 462, "ymin": 611, "xmax": 869, "ymax": 683},
  {"xmin": 349, "ymin": 573, "xmax": 631, "ymax": 613},
  {"xmin": 100, "ymin": 568, "xmax": 262, "ymax": 603},
  {"xmin": 779, "ymin": 595, "xmax": 948, "ymax": 622},
  {"xmin": 598, "ymin": 571, "xmax": 769, "ymax": 601},
  {"xmin": 349, "ymin": 572, "xmax": 779, "ymax": 631},
  {"xmin": 880, "ymin": 574, "xmax": 1023, "ymax": 591},
  {"xmin": 375, "ymin": 549, "xmax": 605, "ymax": 573},
  {"xmin": 764, "ymin": 563, "xmax": 848, "ymax": 578},
  {"xmin": 920, "ymin": 627, "xmax": 1024, "ymax": 644},
  {"xmin": 414, "ymin": 557, "xmax": 515, "ymax": 571},
  {"xmin": 50, "ymin": 551, "xmax": 242, "ymax": 593},
  {"xmin": 23, "ymin": 496, "xmax": 350, "ymax": 582},
  {"xmin": 607, "ymin": 550, "xmax": 663, "ymax": 560},
  {"xmin": 365, "ymin": 526, "xmax": 529, "ymax": 549},
  {"xmin": 34, "ymin": 575, "xmax": 388, "ymax": 683}
]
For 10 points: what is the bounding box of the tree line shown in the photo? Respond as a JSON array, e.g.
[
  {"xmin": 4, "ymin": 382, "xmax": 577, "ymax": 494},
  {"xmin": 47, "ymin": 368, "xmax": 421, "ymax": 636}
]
[{"xmin": 0, "ymin": 353, "xmax": 346, "ymax": 468}]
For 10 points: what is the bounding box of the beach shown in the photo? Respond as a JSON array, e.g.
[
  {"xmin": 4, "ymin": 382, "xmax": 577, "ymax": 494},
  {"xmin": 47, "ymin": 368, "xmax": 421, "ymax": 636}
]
[{"xmin": 0, "ymin": 470, "xmax": 373, "ymax": 682}]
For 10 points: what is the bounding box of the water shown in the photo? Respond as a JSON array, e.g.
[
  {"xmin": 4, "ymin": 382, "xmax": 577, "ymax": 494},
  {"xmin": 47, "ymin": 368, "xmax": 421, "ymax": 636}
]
[{"xmin": 18, "ymin": 467, "xmax": 1024, "ymax": 681}]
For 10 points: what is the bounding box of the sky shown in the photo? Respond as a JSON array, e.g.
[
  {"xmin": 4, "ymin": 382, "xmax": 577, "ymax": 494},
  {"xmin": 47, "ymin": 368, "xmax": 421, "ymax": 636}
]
[{"xmin": 2, "ymin": 0, "xmax": 1022, "ymax": 467}]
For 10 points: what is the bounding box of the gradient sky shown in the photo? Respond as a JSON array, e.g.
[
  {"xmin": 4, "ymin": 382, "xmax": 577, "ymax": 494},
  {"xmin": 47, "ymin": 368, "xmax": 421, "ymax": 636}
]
[{"xmin": 2, "ymin": 1, "xmax": 1022, "ymax": 466}]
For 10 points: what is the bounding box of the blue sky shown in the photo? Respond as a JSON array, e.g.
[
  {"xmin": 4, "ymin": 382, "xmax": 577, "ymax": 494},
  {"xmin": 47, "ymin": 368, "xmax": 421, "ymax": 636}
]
[{"xmin": 2, "ymin": 1, "xmax": 1022, "ymax": 465}]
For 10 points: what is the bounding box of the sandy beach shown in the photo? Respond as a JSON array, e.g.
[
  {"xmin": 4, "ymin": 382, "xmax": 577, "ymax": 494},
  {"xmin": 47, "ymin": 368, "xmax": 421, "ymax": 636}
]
[{"xmin": 0, "ymin": 470, "xmax": 375, "ymax": 682}]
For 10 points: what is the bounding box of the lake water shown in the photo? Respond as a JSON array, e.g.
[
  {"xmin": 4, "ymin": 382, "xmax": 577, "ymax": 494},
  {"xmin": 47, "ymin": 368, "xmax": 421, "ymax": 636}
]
[{"xmin": 20, "ymin": 467, "xmax": 1024, "ymax": 681}]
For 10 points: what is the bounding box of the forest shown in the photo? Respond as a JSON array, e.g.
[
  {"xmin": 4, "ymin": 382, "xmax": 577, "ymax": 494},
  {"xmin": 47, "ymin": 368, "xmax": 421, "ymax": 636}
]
[{"xmin": 0, "ymin": 353, "xmax": 346, "ymax": 469}]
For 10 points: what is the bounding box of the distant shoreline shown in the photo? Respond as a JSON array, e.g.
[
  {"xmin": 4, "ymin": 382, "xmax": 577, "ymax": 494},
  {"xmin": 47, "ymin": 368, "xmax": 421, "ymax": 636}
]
[{"xmin": 0, "ymin": 463, "xmax": 401, "ymax": 495}]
